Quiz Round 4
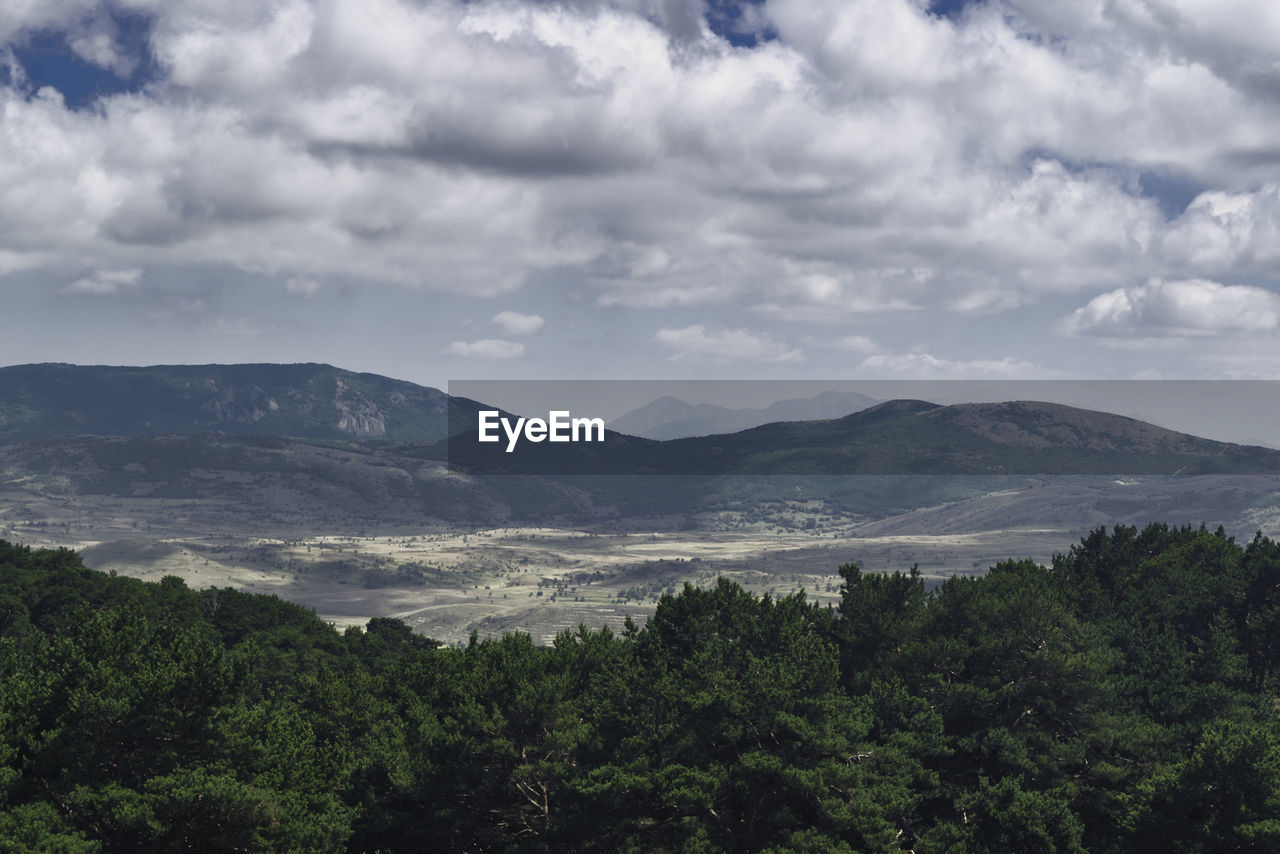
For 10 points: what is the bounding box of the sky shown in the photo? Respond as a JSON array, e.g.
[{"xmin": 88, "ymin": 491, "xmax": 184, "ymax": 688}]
[{"xmin": 2, "ymin": 0, "xmax": 1280, "ymax": 390}]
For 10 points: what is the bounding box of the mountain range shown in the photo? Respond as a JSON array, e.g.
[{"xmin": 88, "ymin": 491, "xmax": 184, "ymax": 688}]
[
  {"xmin": 6, "ymin": 362, "xmax": 1280, "ymax": 642},
  {"xmin": 2, "ymin": 362, "xmax": 1279, "ymax": 530},
  {"xmin": 460, "ymin": 397, "xmax": 1280, "ymax": 477},
  {"xmin": 607, "ymin": 390, "xmax": 880, "ymax": 439},
  {"xmin": 0, "ymin": 362, "xmax": 488, "ymax": 443}
]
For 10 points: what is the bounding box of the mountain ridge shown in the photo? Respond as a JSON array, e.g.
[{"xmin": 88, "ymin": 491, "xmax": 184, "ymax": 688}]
[
  {"xmin": 608, "ymin": 390, "xmax": 880, "ymax": 439},
  {"xmin": 0, "ymin": 362, "xmax": 484, "ymax": 444},
  {"xmin": 459, "ymin": 397, "xmax": 1280, "ymax": 476},
  {"xmin": 4, "ymin": 363, "xmax": 1276, "ymax": 478}
]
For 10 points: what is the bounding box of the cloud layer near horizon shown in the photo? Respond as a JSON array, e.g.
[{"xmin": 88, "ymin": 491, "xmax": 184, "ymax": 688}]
[{"xmin": 3, "ymin": 0, "xmax": 1280, "ymax": 377}]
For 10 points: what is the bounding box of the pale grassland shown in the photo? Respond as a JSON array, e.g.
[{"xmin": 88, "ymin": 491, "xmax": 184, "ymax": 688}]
[
  {"xmin": 7, "ymin": 473, "xmax": 1280, "ymax": 644},
  {"xmin": 11, "ymin": 520, "xmax": 1072, "ymax": 645}
]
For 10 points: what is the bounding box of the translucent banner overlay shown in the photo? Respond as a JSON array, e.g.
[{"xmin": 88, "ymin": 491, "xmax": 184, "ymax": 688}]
[{"xmin": 445, "ymin": 380, "xmax": 1280, "ymax": 476}]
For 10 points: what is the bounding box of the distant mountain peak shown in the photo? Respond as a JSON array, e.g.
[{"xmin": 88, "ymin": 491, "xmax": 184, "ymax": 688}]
[
  {"xmin": 854, "ymin": 398, "xmax": 942, "ymax": 417},
  {"xmin": 610, "ymin": 390, "xmax": 880, "ymax": 440}
]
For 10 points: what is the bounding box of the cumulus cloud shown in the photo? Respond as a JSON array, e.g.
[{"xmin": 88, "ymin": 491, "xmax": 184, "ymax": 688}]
[
  {"xmin": 445, "ymin": 339, "xmax": 525, "ymax": 359},
  {"xmin": 1061, "ymin": 278, "xmax": 1280, "ymax": 337},
  {"xmin": 4, "ymin": 0, "xmax": 1280, "ymax": 375},
  {"xmin": 654, "ymin": 324, "xmax": 804, "ymax": 363},
  {"xmin": 0, "ymin": 2, "xmax": 103, "ymax": 45},
  {"xmin": 65, "ymin": 11, "xmax": 140, "ymax": 77},
  {"xmin": 492, "ymin": 311, "xmax": 544, "ymax": 335},
  {"xmin": 63, "ymin": 268, "xmax": 142, "ymax": 295},
  {"xmin": 1161, "ymin": 185, "xmax": 1280, "ymax": 272},
  {"xmin": 751, "ymin": 266, "xmax": 925, "ymax": 321}
]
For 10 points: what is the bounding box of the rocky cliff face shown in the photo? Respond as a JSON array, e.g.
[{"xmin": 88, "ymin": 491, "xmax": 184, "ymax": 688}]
[{"xmin": 334, "ymin": 378, "xmax": 387, "ymax": 437}]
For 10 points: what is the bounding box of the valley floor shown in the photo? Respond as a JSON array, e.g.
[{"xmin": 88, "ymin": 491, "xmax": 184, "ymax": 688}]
[
  {"xmin": 7, "ymin": 472, "xmax": 1280, "ymax": 644},
  {"xmin": 0, "ymin": 508, "xmax": 1081, "ymax": 643}
]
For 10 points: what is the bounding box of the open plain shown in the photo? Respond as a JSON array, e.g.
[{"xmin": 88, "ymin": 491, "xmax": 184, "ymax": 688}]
[{"xmin": 8, "ymin": 472, "xmax": 1277, "ymax": 644}]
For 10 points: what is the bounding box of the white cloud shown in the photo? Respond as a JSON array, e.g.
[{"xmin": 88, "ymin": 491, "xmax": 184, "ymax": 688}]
[
  {"xmin": 285, "ymin": 276, "xmax": 320, "ymax": 297},
  {"xmin": 654, "ymin": 324, "xmax": 804, "ymax": 363},
  {"xmin": 65, "ymin": 11, "xmax": 139, "ymax": 77},
  {"xmin": 492, "ymin": 310, "xmax": 544, "ymax": 335},
  {"xmin": 751, "ymin": 265, "xmax": 925, "ymax": 321},
  {"xmin": 599, "ymin": 282, "xmax": 737, "ymax": 309},
  {"xmin": 858, "ymin": 352, "xmax": 1047, "ymax": 379},
  {"xmin": 1161, "ymin": 185, "xmax": 1280, "ymax": 272},
  {"xmin": 445, "ymin": 338, "xmax": 525, "ymax": 359},
  {"xmin": 0, "ymin": 2, "xmax": 101, "ymax": 45},
  {"xmin": 63, "ymin": 268, "xmax": 142, "ymax": 295},
  {"xmin": 1061, "ymin": 278, "xmax": 1280, "ymax": 337},
  {"xmin": 4, "ymin": 0, "xmax": 1280, "ymax": 377},
  {"xmin": 829, "ymin": 335, "xmax": 880, "ymax": 353}
]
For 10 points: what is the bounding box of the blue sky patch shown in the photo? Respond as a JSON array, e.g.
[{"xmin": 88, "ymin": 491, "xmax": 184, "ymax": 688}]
[{"xmin": 7, "ymin": 11, "xmax": 155, "ymax": 109}]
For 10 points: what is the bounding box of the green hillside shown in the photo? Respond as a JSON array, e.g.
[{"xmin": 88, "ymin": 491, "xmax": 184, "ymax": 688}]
[
  {"xmin": 0, "ymin": 363, "xmax": 478, "ymax": 443},
  {"xmin": 455, "ymin": 398, "xmax": 1280, "ymax": 476}
]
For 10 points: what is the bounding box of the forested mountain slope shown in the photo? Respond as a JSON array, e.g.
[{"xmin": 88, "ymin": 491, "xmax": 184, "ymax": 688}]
[
  {"xmin": 0, "ymin": 363, "xmax": 482, "ymax": 443},
  {"xmin": 467, "ymin": 398, "xmax": 1280, "ymax": 476}
]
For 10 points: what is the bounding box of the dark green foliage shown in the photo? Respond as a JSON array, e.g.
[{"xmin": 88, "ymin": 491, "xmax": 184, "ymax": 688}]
[{"xmin": 3, "ymin": 524, "xmax": 1280, "ymax": 851}]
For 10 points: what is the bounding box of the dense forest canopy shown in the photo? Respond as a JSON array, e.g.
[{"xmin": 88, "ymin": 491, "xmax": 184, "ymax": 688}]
[{"xmin": 3, "ymin": 524, "xmax": 1280, "ymax": 852}]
